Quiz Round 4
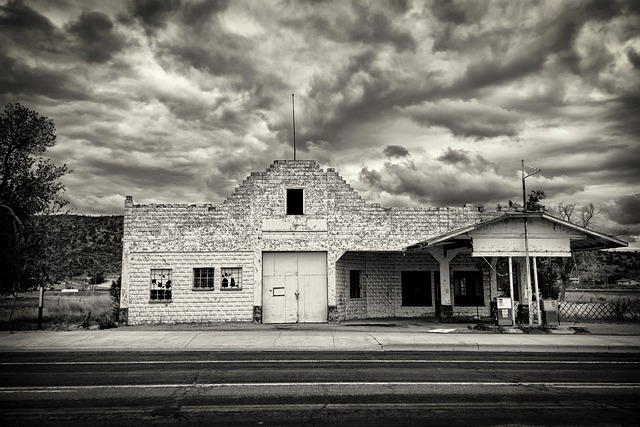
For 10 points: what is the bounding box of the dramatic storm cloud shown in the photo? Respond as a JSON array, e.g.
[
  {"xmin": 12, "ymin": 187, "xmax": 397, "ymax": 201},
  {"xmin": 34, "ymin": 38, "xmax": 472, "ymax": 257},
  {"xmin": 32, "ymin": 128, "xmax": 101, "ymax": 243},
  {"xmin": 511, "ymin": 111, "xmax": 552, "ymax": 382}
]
[{"xmin": 1, "ymin": 0, "xmax": 639, "ymax": 247}]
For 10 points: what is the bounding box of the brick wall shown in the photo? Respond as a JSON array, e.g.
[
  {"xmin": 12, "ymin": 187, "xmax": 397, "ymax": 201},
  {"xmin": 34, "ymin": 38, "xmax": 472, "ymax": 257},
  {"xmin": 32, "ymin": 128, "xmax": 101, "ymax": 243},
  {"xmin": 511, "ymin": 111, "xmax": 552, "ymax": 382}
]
[{"xmin": 122, "ymin": 160, "xmax": 498, "ymax": 324}]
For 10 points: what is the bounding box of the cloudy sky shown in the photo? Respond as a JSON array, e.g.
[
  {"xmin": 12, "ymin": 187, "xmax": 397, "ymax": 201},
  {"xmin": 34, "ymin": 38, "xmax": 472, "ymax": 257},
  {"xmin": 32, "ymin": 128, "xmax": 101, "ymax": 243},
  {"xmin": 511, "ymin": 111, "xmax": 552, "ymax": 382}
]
[{"xmin": 1, "ymin": 0, "xmax": 639, "ymax": 247}]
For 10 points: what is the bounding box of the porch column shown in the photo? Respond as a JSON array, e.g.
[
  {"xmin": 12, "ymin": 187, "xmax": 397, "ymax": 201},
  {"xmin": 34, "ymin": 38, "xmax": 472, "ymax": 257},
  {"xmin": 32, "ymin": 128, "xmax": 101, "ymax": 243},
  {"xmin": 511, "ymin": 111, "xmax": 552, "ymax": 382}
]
[
  {"xmin": 516, "ymin": 258, "xmax": 529, "ymax": 323},
  {"xmin": 508, "ymin": 257, "xmax": 516, "ymax": 325},
  {"xmin": 532, "ymin": 256, "xmax": 541, "ymax": 325},
  {"xmin": 490, "ymin": 257, "xmax": 498, "ymax": 300},
  {"xmin": 430, "ymin": 247, "xmax": 461, "ymax": 321}
]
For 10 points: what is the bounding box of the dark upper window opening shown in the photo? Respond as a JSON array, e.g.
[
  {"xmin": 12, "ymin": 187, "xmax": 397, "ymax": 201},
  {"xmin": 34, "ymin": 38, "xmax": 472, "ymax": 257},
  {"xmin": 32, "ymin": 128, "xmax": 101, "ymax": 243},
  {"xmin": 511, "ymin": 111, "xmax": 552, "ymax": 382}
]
[{"xmin": 287, "ymin": 188, "xmax": 304, "ymax": 215}]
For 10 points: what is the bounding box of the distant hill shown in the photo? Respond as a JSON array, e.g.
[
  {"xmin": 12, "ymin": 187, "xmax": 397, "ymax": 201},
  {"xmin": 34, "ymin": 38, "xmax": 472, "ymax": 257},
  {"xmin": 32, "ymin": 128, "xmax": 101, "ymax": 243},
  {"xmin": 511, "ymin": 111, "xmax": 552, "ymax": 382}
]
[{"xmin": 42, "ymin": 215, "xmax": 123, "ymax": 282}]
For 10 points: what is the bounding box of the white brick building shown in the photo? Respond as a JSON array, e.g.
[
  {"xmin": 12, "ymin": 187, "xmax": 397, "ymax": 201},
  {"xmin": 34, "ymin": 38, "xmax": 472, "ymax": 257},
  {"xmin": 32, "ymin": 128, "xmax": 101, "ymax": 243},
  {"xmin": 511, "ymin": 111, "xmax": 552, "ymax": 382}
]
[{"xmin": 120, "ymin": 160, "xmax": 626, "ymax": 325}]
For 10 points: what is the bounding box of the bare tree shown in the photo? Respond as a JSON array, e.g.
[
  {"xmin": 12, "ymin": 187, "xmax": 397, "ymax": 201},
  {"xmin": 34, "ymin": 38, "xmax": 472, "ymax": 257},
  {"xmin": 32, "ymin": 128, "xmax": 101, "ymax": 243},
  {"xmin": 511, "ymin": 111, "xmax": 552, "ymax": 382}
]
[
  {"xmin": 580, "ymin": 203, "xmax": 596, "ymax": 228},
  {"xmin": 556, "ymin": 202, "xmax": 576, "ymax": 223},
  {"xmin": 549, "ymin": 202, "xmax": 605, "ymax": 300}
]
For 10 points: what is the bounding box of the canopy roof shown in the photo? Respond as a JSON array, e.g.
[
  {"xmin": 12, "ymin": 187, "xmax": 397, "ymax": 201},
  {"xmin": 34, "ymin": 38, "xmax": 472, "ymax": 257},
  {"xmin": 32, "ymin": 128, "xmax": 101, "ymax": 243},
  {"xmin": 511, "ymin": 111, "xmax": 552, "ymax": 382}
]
[{"xmin": 406, "ymin": 211, "xmax": 627, "ymax": 255}]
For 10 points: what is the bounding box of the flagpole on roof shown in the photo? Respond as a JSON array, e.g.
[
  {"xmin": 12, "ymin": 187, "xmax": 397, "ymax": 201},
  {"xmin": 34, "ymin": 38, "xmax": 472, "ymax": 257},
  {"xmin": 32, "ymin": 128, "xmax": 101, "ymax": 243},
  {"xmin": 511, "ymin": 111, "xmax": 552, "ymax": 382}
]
[{"xmin": 292, "ymin": 93, "xmax": 296, "ymax": 161}]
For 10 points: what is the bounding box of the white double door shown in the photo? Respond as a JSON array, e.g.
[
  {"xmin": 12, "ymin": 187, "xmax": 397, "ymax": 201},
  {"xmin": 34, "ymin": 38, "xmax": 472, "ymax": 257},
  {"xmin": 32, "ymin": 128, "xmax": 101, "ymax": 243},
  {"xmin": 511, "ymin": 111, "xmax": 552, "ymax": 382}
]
[{"xmin": 262, "ymin": 252, "xmax": 328, "ymax": 323}]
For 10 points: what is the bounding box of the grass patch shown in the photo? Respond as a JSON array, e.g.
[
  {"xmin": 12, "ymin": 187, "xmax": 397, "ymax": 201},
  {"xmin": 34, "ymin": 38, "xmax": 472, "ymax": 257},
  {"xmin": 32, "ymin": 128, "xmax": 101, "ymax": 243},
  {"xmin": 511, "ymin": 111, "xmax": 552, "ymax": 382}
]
[
  {"xmin": 0, "ymin": 291, "xmax": 114, "ymax": 331},
  {"xmin": 517, "ymin": 324, "xmax": 554, "ymax": 334},
  {"xmin": 468, "ymin": 323, "xmax": 505, "ymax": 333},
  {"xmin": 569, "ymin": 326, "xmax": 590, "ymax": 334}
]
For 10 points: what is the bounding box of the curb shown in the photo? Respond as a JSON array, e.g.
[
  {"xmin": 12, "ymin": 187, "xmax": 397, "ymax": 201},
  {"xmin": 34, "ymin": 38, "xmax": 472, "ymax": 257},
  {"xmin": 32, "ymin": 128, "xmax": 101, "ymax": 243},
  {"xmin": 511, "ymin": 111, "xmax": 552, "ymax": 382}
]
[
  {"xmin": 2, "ymin": 344, "xmax": 640, "ymax": 353},
  {"xmin": 381, "ymin": 344, "xmax": 640, "ymax": 353}
]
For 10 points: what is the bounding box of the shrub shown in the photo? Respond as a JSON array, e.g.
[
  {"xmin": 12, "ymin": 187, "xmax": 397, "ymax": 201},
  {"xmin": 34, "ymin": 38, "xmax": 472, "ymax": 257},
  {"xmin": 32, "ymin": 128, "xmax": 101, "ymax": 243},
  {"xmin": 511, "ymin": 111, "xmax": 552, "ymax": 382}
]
[{"xmin": 109, "ymin": 277, "xmax": 121, "ymax": 324}]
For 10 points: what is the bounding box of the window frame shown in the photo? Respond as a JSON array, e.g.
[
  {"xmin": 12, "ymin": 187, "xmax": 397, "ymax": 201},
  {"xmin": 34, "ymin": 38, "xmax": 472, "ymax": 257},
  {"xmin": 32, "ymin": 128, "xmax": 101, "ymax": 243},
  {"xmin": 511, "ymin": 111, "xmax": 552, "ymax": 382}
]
[
  {"xmin": 221, "ymin": 267, "xmax": 242, "ymax": 291},
  {"xmin": 149, "ymin": 268, "xmax": 173, "ymax": 302},
  {"xmin": 401, "ymin": 270, "xmax": 432, "ymax": 307},
  {"xmin": 192, "ymin": 267, "xmax": 215, "ymax": 291},
  {"xmin": 286, "ymin": 188, "xmax": 304, "ymax": 215},
  {"xmin": 349, "ymin": 270, "xmax": 362, "ymax": 299}
]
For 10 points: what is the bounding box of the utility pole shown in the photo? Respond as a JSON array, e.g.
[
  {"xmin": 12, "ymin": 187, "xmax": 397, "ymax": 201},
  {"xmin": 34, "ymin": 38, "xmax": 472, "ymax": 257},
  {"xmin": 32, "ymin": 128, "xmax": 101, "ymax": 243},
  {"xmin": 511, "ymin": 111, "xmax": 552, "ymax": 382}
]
[
  {"xmin": 522, "ymin": 160, "xmax": 526, "ymax": 210},
  {"xmin": 521, "ymin": 160, "xmax": 541, "ymax": 325}
]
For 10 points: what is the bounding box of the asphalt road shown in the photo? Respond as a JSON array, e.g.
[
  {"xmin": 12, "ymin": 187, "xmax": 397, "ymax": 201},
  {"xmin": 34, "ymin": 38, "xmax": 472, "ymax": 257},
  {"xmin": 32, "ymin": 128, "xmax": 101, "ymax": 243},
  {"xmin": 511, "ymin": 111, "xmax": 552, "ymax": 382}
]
[{"xmin": 1, "ymin": 351, "xmax": 639, "ymax": 426}]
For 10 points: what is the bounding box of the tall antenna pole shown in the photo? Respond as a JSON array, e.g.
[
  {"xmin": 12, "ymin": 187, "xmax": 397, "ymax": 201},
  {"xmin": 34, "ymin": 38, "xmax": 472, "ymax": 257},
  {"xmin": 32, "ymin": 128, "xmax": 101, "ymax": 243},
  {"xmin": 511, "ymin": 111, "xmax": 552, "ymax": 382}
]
[
  {"xmin": 521, "ymin": 159, "xmax": 526, "ymax": 210},
  {"xmin": 521, "ymin": 159, "xmax": 541, "ymax": 211},
  {"xmin": 292, "ymin": 93, "xmax": 296, "ymax": 161}
]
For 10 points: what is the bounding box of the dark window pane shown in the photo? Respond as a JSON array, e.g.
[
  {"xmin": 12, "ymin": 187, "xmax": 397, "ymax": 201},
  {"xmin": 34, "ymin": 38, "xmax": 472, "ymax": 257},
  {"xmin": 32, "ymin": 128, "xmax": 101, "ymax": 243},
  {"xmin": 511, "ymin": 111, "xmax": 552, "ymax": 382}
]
[
  {"xmin": 350, "ymin": 270, "xmax": 361, "ymax": 299},
  {"xmin": 193, "ymin": 268, "xmax": 215, "ymax": 289},
  {"xmin": 287, "ymin": 188, "xmax": 304, "ymax": 215},
  {"xmin": 453, "ymin": 271, "xmax": 484, "ymax": 306}
]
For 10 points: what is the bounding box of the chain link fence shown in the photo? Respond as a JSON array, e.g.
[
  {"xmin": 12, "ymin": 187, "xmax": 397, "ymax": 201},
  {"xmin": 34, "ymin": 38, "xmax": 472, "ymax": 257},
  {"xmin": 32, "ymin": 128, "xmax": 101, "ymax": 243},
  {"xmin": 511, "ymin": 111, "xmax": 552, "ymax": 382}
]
[
  {"xmin": 558, "ymin": 301, "xmax": 640, "ymax": 321},
  {"xmin": 510, "ymin": 301, "xmax": 640, "ymax": 322}
]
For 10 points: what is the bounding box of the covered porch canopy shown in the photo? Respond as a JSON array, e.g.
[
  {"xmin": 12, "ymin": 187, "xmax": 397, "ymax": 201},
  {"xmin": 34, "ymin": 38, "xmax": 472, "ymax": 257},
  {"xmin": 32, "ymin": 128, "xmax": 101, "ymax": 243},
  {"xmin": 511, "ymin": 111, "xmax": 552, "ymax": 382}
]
[{"xmin": 405, "ymin": 211, "xmax": 627, "ymax": 324}]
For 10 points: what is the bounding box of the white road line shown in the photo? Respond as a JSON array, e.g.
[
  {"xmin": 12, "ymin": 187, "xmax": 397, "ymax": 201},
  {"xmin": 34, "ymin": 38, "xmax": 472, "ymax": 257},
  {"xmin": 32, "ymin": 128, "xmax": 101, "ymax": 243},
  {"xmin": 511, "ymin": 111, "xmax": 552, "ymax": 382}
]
[
  {"xmin": 1, "ymin": 382, "xmax": 639, "ymax": 393},
  {"xmin": 1, "ymin": 359, "xmax": 638, "ymax": 366}
]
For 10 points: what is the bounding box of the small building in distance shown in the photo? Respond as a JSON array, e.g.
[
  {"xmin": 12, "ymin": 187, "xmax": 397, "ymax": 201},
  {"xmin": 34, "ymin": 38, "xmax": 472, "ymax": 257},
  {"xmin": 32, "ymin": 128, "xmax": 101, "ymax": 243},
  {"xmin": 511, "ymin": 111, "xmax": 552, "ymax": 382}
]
[
  {"xmin": 616, "ymin": 278, "xmax": 640, "ymax": 287},
  {"xmin": 119, "ymin": 160, "xmax": 627, "ymax": 325}
]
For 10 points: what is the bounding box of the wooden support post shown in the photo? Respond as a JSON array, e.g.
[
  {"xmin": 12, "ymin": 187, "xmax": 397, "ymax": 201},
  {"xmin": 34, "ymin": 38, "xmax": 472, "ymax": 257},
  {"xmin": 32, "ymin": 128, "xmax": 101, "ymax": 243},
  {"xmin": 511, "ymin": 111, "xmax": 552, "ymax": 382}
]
[
  {"xmin": 508, "ymin": 257, "xmax": 516, "ymax": 325},
  {"xmin": 490, "ymin": 257, "xmax": 498, "ymax": 301},
  {"xmin": 430, "ymin": 247, "xmax": 461, "ymax": 321},
  {"xmin": 37, "ymin": 286, "xmax": 44, "ymax": 330}
]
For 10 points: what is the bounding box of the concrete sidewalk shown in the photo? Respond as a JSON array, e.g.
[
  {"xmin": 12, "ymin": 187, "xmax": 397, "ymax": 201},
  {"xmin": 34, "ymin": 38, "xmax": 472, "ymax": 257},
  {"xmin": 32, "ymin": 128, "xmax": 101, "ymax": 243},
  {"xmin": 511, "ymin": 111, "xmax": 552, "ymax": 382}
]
[{"xmin": 2, "ymin": 327, "xmax": 639, "ymax": 353}]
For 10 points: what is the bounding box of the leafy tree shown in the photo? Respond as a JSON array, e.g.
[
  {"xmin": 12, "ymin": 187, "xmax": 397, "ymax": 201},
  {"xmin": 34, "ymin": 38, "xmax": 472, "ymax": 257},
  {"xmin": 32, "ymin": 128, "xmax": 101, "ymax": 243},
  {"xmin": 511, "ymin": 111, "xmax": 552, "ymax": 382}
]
[
  {"xmin": 496, "ymin": 190, "xmax": 547, "ymax": 212},
  {"xmin": 0, "ymin": 103, "xmax": 70, "ymax": 295},
  {"xmin": 525, "ymin": 190, "xmax": 546, "ymax": 212}
]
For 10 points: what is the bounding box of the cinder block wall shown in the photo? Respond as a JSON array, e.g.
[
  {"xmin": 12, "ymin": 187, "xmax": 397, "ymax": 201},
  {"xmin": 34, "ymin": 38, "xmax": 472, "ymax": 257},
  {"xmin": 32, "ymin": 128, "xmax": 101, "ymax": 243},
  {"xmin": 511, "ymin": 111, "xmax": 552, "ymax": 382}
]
[
  {"xmin": 125, "ymin": 252, "xmax": 253, "ymax": 324},
  {"xmin": 335, "ymin": 251, "xmax": 492, "ymax": 319},
  {"xmin": 122, "ymin": 160, "xmax": 497, "ymax": 324}
]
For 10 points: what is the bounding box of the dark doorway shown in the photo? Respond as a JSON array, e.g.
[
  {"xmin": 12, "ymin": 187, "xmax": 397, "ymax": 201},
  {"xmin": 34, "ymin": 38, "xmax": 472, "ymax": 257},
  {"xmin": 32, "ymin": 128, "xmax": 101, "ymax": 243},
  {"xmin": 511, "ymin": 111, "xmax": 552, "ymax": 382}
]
[
  {"xmin": 434, "ymin": 271, "xmax": 441, "ymax": 316},
  {"xmin": 401, "ymin": 271, "xmax": 432, "ymax": 306}
]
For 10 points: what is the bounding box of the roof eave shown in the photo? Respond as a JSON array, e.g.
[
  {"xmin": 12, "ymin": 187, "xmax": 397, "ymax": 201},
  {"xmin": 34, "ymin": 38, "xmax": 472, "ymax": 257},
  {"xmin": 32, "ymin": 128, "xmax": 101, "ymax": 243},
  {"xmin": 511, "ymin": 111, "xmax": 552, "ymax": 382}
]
[{"xmin": 406, "ymin": 211, "xmax": 628, "ymax": 253}]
